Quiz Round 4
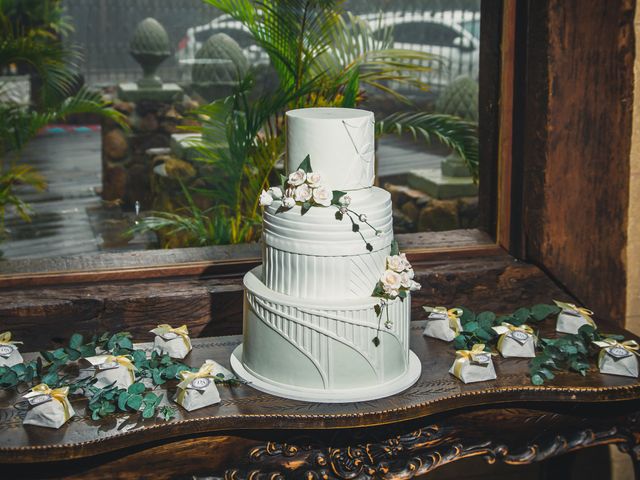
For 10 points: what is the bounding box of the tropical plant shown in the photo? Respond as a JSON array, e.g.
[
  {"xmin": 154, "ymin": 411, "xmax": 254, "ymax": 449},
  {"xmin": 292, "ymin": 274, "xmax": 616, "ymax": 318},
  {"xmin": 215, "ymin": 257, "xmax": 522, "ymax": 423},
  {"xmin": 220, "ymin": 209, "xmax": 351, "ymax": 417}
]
[
  {"xmin": 134, "ymin": 0, "xmax": 478, "ymax": 246},
  {"xmin": 0, "ymin": 1, "xmax": 125, "ymax": 247}
]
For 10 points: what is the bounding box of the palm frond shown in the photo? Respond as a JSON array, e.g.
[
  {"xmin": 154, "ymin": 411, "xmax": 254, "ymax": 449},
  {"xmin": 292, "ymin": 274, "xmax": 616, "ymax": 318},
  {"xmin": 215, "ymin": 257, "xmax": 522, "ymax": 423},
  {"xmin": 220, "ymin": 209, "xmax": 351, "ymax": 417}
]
[
  {"xmin": 377, "ymin": 112, "xmax": 479, "ymax": 180},
  {"xmin": 313, "ymin": 12, "xmax": 439, "ymax": 103}
]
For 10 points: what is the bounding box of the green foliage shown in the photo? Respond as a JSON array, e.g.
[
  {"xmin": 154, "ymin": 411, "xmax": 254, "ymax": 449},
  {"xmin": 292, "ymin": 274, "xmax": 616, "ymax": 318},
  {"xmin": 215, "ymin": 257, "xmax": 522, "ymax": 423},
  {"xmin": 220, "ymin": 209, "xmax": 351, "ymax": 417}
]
[
  {"xmin": 0, "ymin": 360, "xmax": 38, "ymax": 388},
  {"xmin": 448, "ymin": 304, "xmax": 623, "ymax": 385},
  {"xmin": 376, "ymin": 112, "xmax": 479, "ymax": 180}
]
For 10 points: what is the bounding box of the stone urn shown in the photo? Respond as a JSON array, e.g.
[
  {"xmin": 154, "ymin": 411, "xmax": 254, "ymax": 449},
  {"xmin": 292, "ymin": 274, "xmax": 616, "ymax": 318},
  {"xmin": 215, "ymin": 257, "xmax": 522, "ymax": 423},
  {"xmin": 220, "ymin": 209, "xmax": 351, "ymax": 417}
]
[
  {"xmin": 130, "ymin": 17, "xmax": 172, "ymax": 88},
  {"xmin": 192, "ymin": 33, "xmax": 249, "ymax": 102}
]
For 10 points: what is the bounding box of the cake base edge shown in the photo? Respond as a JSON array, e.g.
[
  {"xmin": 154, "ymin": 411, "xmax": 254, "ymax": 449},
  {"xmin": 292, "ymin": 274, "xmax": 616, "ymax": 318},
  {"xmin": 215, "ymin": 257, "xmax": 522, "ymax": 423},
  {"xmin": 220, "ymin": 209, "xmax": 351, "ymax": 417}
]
[{"xmin": 230, "ymin": 344, "xmax": 421, "ymax": 403}]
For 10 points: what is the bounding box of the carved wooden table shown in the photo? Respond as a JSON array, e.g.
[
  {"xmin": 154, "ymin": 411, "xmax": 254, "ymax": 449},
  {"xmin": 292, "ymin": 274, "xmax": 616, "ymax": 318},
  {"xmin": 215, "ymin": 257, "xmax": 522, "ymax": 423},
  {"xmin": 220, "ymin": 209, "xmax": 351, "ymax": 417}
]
[{"xmin": 1, "ymin": 321, "xmax": 640, "ymax": 479}]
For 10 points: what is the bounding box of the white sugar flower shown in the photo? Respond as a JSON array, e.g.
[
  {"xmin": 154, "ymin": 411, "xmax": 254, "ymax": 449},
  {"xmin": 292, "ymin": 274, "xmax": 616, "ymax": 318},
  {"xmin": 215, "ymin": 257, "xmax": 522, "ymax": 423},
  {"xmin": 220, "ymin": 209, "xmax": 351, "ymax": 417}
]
[
  {"xmin": 409, "ymin": 280, "xmax": 421, "ymax": 291},
  {"xmin": 306, "ymin": 172, "xmax": 322, "ymax": 187},
  {"xmin": 386, "ymin": 255, "xmax": 405, "ymax": 273},
  {"xmin": 268, "ymin": 186, "xmax": 283, "ymax": 199},
  {"xmin": 313, "ymin": 185, "xmax": 333, "ymax": 206},
  {"xmin": 294, "ymin": 184, "xmax": 312, "ymax": 203},
  {"xmin": 399, "ymin": 252, "xmax": 412, "ymax": 270},
  {"xmin": 259, "ymin": 190, "xmax": 273, "ymax": 206},
  {"xmin": 400, "ymin": 271, "xmax": 412, "ymax": 289},
  {"xmin": 406, "ymin": 268, "xmax": 415, "ymax": 279},
  {"xmin": 282, "ymin": 196, "xmax": 296, "ymax": 208},
  {"xmin": 338, "ymin": 195, "xmax": 352, "ymax": 207},
  {"xmin": 380, "ymin": 269, "xmax": 402, "ymax": 291},
  {"xmin": 383, "ymin": 285, "xmax": 399, "ymax": 297},
  {"xmin": 288, "ymin": 169, "xmax": 306, "ymax": 186}
]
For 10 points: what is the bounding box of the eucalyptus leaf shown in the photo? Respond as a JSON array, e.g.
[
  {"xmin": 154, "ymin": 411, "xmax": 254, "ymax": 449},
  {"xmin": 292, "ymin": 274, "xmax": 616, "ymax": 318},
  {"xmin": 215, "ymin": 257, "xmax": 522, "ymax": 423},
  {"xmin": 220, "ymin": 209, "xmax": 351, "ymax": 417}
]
[
  {"xmin": 69, "ymin": 333, "xmax": 83, "ymax": 349},
  {"xmin": 127, "ymin": 394, "xmax": 143, "ymax": 411}
]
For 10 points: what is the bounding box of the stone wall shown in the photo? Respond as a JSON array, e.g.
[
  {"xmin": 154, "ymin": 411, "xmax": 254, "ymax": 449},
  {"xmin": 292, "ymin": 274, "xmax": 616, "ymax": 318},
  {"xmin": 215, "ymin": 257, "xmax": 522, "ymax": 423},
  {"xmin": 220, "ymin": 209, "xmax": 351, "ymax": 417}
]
[
  {"xmin": 101, "ymin": 98, "xmax": 198, "ymax": 210},
  {"xmin": 386, "ymin": 183, "xmax": 479, "ymax": 233}
]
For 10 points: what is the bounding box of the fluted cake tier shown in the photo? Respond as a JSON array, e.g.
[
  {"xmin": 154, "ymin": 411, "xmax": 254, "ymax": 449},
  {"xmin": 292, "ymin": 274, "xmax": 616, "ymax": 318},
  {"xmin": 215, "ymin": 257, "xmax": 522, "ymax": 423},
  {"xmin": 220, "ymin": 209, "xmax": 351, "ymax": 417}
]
[
  {"xmin": 230, "ymin": 267, "xmax": 421, "ymax": 402},
  {"xmin": 262, "ymin": 187, "xmax": 393, "ymax": 299}
]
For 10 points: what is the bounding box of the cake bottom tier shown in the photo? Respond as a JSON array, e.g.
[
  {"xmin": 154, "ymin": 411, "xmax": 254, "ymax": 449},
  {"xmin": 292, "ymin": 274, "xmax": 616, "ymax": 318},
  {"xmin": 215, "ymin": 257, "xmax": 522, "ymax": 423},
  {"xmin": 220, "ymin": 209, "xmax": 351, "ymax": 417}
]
[{"xmin": 231, "ymin": 266, "xmax": 421, "ymax": 402}]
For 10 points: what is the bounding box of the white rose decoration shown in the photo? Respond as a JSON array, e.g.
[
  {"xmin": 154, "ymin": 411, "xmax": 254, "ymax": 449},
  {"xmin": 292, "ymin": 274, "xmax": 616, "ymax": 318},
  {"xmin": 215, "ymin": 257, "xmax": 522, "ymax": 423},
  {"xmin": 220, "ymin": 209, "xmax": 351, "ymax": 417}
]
[
  {"xmin": 409, "ymin": 280, "xmax": 421, "ymax": 291},
  {"xmin": 380, "ymin": 269, "xmax": 402, "ymax": 291},
  {"xmin": 400, "ymin": 271, "xmax": 412, "ymax": 289},
  {"xmin": 386, "ymin": 255, "xmax": 405, "ymax": 273},
  {"xmin": 312, "ymin": 185, "xmax": 333, "ymax": 207},
  {"xmin": 268, "ymin": 186, "xmax": 283, "ymax": 199},
  {"xmin": 399, "ymin": 252, "xmax": 412, "ymax": 270},
  {"xmin": 383, "ymin": 285, "xmax": 399, "ymax": 297},
  {"xmin": 282, "ymin": 196, "xmax": 296, "ymax": 208},
  {"xmin": 339, "ymin": 195, "xmax": 352, "ymax": 207},
  {"xmin": 294, "ymin": 184, "xmax": 312, "ymax": 203},
  {"xmin": 288, "ymin": 169, "xmax": 306, "ymax": 186},
  {"xmin": 306, "ymin": 172, "xmax": 322, "ymax": 187},
  {"xmin": 259, "ymin": 190, "xmax": 273, "ymax": 206},
  {"xmin": 406, "ymin": 268, "xmax": 415, "ymax": 279}
]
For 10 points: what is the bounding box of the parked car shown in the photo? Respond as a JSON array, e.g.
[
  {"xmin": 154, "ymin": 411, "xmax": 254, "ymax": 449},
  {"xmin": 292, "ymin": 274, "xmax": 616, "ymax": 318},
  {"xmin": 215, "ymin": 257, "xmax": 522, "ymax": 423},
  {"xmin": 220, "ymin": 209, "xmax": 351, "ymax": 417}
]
[
  {"xmin": 361, "ymin": 10, "xmax": 480, "ymax": 94},
  {"xmin": 176, "ymin": 10, "xmax": 480, "ymax": 93}
]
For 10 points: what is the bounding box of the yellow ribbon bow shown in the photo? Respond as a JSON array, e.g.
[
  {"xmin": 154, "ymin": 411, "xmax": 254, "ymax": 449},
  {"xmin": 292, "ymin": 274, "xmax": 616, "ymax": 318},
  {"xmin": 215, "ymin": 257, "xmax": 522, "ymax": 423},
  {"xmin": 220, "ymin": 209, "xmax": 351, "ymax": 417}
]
[
  {"xmin": 176, "ymin": 361, "xmax": 218, "ymax": 404},
  {"xmin": 554, "ymin": 300, "xmax": 597, "ymax": 327},
  {"xmin": 425, "ymin": 307, "xmax": 462, "ymax": 335},
  {"xmin": 0, "ymin": 331, "xmax": 22, "ymax": 346},
  {"xmin": 495, "ymin": 323, "xmax": 535, "ymax": 351},
  {"xmin": 25, "ymin": 383, "xmax": 72, "ymax": 421},
  {"xmin": 453, "ymin": 344, "xmax": 495, "ymax": 378},
  {"xmin": 595, "ymin": 338, "xmax": 640, "ymax": 363},
  {"xmin": 153, "ymin": 324, "xmax": 191, "ymax": 350}
]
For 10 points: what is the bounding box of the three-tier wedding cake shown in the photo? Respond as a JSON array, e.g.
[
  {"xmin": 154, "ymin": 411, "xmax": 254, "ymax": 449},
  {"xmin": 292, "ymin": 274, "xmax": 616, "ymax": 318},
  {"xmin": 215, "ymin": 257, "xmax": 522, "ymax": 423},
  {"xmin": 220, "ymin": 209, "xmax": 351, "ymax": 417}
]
[{"xmin": 230, "ymin": 107, "xmax": 421, "ymax": 402}]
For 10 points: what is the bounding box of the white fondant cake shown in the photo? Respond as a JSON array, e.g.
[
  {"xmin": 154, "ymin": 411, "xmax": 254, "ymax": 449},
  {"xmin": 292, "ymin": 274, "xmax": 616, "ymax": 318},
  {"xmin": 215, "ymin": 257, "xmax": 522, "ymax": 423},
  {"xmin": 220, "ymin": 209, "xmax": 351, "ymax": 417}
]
[{"xmin": 231, "ymin": 107, "xmax": 421, "ymax": 402}]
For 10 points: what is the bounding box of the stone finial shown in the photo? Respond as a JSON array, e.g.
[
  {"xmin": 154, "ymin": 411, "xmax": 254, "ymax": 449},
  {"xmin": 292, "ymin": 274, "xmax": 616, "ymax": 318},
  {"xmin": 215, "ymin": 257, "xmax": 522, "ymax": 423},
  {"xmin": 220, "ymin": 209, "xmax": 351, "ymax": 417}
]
[
  {"xmin": 192, "ymin": 33, "xmax": 249, "ymax": 102},
  {"xmin": 130, "ymin": 18, "xmax": 171, "ymax": 88}
]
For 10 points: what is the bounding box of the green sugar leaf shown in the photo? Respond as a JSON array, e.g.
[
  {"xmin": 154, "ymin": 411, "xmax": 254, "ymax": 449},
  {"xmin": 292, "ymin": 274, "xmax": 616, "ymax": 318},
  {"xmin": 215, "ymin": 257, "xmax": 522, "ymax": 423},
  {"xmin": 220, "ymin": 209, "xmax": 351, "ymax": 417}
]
[
  {"xmin": 128, "ymin": 382, "xmax": 145, "ymax": 395},
  {"xmin": 301, "ymin": 202, "xmax": 312, "ymax": 215},
  {"xmin": 296, "ymin": 154, "xmax": 312, "ymax": 172}
]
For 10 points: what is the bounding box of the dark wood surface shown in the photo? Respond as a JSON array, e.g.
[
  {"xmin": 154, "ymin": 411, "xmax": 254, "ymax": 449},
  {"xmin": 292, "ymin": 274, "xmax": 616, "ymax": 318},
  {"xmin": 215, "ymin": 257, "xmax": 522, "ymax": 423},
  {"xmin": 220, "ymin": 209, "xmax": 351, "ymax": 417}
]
[
  {"xmin": 520, "ymin": 0, "xmax": 635, "ymax": 326},
  {"xmin": 0, "ymin": 249, "xmax": 571, "ymax": 352},
  {"xmin": 2, "ymin": 319, "xmax": 640, "ymax": 469}
]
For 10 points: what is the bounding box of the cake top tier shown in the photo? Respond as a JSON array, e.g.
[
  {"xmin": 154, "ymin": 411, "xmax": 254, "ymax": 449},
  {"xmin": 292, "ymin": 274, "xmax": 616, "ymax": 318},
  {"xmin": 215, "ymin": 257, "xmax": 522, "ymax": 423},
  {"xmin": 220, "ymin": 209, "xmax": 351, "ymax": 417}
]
[{"xmin": 286, "ymin": 107, "xmax": 375, "ymax": 191}]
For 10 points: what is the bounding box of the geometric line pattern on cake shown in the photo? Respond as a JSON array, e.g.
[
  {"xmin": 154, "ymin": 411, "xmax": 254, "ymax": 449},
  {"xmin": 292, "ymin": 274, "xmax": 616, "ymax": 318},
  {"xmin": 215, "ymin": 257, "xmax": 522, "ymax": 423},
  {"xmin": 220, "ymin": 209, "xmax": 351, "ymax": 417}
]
[
  {"xmin": 264, "ymin": 246, "xmax": 389, "ymax": 299},
  {"xmin": 246, "ymin": 288, "xmax": 411, "ymax": 387},
  {"xmin": 349, "ymin": 248, "xmax": 388, "ymax": 297}
]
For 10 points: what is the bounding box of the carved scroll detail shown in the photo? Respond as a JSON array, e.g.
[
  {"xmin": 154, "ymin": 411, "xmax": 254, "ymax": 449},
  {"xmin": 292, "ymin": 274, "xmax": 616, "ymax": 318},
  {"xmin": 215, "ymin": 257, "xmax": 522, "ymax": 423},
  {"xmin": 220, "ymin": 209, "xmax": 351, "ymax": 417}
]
[{"xmin": 222, "ymin": 414, "xmax": 640, "ymax": 480}]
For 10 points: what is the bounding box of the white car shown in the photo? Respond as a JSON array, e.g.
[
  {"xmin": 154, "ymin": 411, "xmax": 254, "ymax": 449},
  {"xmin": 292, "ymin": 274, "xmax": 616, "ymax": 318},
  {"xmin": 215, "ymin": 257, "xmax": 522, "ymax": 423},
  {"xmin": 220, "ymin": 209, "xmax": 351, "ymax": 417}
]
[
  {"xmin": 361, "ymin": 10, "xmax": 480, "ymax": 93},
  {"xmin": 176, "ymin": 10, "xmax": 480, "ymax": 92}
]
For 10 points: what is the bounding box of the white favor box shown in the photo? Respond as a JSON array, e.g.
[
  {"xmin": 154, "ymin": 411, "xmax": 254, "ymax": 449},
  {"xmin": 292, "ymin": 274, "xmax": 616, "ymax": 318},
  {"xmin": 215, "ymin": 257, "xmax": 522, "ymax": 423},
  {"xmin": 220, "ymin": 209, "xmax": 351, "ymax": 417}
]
[
  {"xmin": 153, "ymin": 332, "xmax": 192, "ymax": 359},
  {"xmin": 0, "ymin": 343, "xmax": 23, "ymax": 367},
  {"xmin": 423, "ymin": 311, "xmax": 460, "ymax": 342},
  {"xmin": 86, "ymin": 356, "xmax": 135, "ymax": 390},
  {"xmin": 493, "ymin": 327, "xmax": 536, "ymax": 358},
  {"xmin": 23, "ymin": 394, "xmax": 75, "ymax": 429},
  {"xmin": 598, "ymin": 346, "xmax": 639, "ymax": 378},
  {"xmin": 449, "ymin": 352, "xmax": 497, "ymax": 384},
  {"xmin": 174, "ymin": 377, "xmax": 221, "ymax": 411},
  {"xmin": 556, "ymin": 310, "xmax": 593, "ymax": 334}
]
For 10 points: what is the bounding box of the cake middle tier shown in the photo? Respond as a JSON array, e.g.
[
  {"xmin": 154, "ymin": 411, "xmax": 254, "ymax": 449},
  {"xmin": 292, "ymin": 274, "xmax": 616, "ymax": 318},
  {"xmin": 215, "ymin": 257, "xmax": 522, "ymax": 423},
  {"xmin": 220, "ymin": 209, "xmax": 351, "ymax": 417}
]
[{"xmin": 262, "ymin": 187, "xmax": 394, "ymax": 299}]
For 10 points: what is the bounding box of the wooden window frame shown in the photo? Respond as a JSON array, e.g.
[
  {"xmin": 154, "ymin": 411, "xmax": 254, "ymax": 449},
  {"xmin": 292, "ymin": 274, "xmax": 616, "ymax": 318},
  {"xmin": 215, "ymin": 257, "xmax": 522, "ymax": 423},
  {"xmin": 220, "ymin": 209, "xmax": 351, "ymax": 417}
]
[{"xmin": 0, "ymin": 0, "xmax": 515, "ymax": 289}]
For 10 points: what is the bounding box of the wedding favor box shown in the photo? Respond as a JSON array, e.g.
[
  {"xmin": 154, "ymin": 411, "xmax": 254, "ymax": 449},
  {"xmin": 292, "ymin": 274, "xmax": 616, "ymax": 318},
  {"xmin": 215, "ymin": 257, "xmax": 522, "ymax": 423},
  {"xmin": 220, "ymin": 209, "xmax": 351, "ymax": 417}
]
[
  {"xmin": 450, "ymin": 344, "xmax": 497, "ymax": 384},
  {"xmin": 555, "ymin": 300, "xmax": 596, "ymax": 334},
  {"xmin": 423, "ymin": 306, "xmax": 462, "ymax": 342},
  {"xmin": 174, "ymin": 360, "xmax": 224, "ymax": 411},
  {"xmin": 22, "ymin": 384, "xmax": 75, "ymax": 429},
  {"xmin": 492, "ymin": 323, "xmax": 536, "ymax": 358},
  {"xmin": 0, "ymin": 331, "xmax": 23, "ymax": 367},
  {"xmin": 85, "ymin": 354, "xmax": 136, "ymax": 389},
  {"xmin": 151, "ymin": 324, "xmax": 192, "ymax": 359},
  {"xmin": 593, "ymin": 340, "xmax": 639, "ymax": 378}
]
